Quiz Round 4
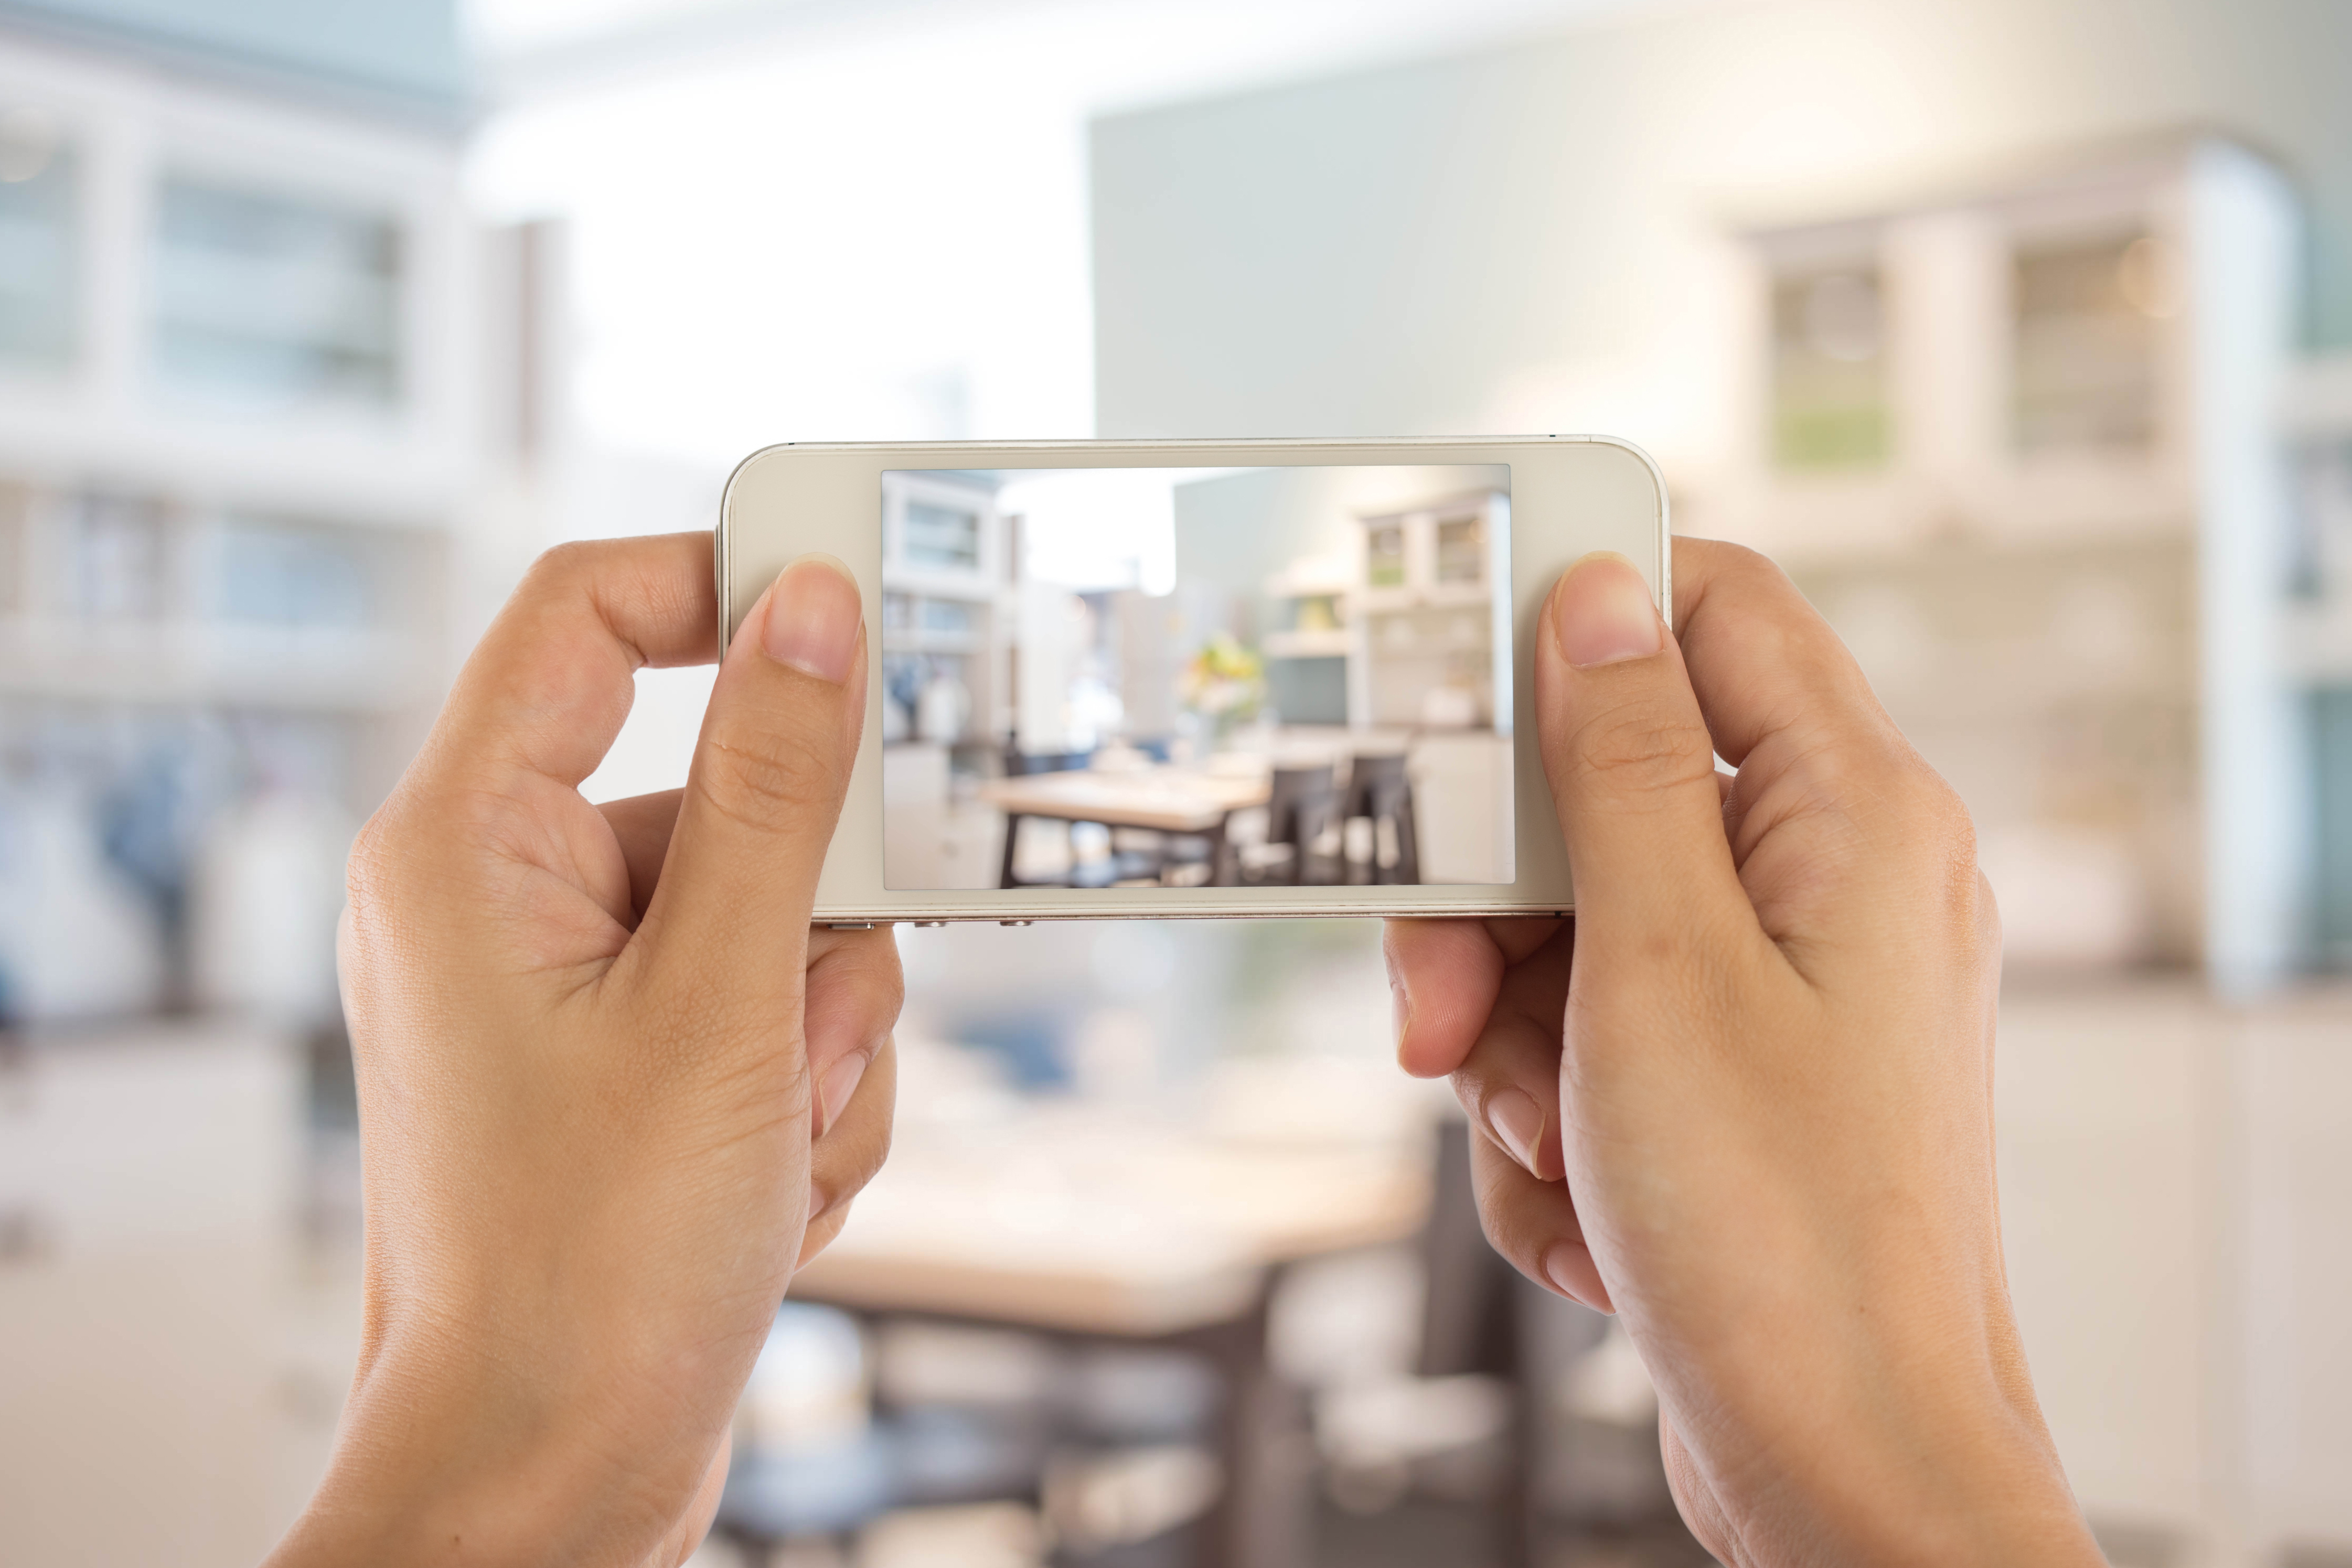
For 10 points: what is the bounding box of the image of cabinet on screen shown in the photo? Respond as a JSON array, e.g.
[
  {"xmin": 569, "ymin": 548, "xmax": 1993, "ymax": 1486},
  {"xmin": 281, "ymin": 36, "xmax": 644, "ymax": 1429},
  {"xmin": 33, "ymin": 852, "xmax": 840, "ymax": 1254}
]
[{"xmin": 875, "ymin": 464, "xmax": 1514, "ymax": 892}]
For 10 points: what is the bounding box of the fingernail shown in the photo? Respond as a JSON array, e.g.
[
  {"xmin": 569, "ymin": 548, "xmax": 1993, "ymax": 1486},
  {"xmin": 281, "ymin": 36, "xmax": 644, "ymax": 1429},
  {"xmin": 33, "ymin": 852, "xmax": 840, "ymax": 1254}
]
[
  {"xmin": 1553, "ymin": 552, "xmax": 1661, "ymax": 668},
  {"xmin": 808, "ymin": 1183, "xmax": 830, "ymax": 1223},
  {"xmin": 816, "ymin": 1051, "xmax": 869, "ymax": 1139},
  {"xmin": 1484, "ymin": 1087, "xmax": 1547, "ymax": 1178},
  {"xmin": 1543, "ymin": 1241, "xmax": 1615, "ymax": 1314},
  {"xmin": 762, "ymin": 554, "xmax": 862, "ymax": 683}
]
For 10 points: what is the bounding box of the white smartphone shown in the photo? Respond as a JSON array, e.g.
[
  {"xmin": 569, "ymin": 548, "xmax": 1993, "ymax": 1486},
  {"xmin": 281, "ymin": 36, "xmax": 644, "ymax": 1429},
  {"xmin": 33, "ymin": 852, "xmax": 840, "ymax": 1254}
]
[{"xmin": 717, "ymin": 437, "xmax": 1667, "ymax": 923}]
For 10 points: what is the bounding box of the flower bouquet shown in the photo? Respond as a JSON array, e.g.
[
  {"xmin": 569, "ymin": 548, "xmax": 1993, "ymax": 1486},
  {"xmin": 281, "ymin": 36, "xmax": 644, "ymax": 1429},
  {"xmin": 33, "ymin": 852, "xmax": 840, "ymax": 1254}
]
[{"xmin": 1179, "ymin": 632, "xmax": 1268, "ymax": 744}]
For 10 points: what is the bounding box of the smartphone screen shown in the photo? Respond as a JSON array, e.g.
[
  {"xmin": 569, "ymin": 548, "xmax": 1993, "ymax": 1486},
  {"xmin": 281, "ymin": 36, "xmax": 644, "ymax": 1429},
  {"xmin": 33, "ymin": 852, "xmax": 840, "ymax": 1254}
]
[{"xmin": 878, "ymin": 464, "xmax": 1513, "ymax": 892}]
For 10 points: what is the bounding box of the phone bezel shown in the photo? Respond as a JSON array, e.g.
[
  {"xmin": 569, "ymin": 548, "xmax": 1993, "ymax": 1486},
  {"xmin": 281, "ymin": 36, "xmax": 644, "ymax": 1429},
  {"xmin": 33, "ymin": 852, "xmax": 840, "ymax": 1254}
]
[{"xmin": 718, "ymin": 436, "xmax": 1669, "ymax": 922}]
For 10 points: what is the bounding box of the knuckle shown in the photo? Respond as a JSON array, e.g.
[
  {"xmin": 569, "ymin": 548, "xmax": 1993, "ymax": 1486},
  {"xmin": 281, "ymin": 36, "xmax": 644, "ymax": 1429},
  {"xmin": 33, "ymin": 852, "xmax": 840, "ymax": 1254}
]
[
  {"xmin": 525, "ymin": 538, "xmax": 600, "ymax": 591},
  {"xmin": 697, "ymin": 719, "xmax": 844, "ymax": 831},
  {"xmin": 1466, "ymin": 1141, "xmax": 1545, "ymax": 1271},
  {"xmin": 801, "ymin": 1200, "xmax": 854, "ymax": 1263},
  {"xmin": 343, "ymin": 807, "xmax": 408, "ymax": 916},
  {"xmin": 1889, "ymin": 763, "xmax": 1976, "ymax": 861},
  {"xmin": 852, "ymin": 931, "xmax": 907, "ymax": 1009},
  {"xmin": 688, "ymin": 1015, "xmax": 816, "ymax": 1127},
  {"xmin": 854, "ymin": 1093, "xmax": 894, "ymax": 1179},
  {"xmin": 1566, "ymin": 707, "xmax": 1715, "ymax": 804},
  {"xmin": 1872, "ymin": 761, "xmax": 1993, "ymax": 926},
  {"xmin": 1975, "ymin": 869, "xmax": 2005, "ymax": 961},
  {"xmin": 1681, "ymin": 537, "xmax": 1793, "ymax": 600},
  {"xmin": 1690, "ymin": 538, "xmax": 1774, "ymax": 580},
  {"xmin": 1448, "ymin": 1068, "xmax": 1492, "ymax": 1129}
]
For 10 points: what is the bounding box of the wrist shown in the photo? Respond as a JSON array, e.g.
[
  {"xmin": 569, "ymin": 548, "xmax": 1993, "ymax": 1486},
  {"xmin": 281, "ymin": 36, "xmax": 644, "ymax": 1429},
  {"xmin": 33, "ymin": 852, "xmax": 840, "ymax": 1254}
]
[
  {"xmin": 1808, "ymin": 1392, "xmax": 2098, "ymax": 1565},
  {"xmin": 269, "ymin": 1330, "xmax": 719, "ymax": 1567},
  {"xmin": 1673, "ymin": 1281, "xmax": 2103, "ymax": 1568},
  {"xmin": 1765, "ymin": 1331, "xmax": 2102, "ymax": 1566}
]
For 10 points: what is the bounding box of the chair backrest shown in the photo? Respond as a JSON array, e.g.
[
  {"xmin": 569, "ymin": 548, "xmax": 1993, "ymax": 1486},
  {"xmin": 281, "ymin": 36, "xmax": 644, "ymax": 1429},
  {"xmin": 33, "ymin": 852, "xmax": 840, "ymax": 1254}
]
[
  {"xmin": 1417, "ymin": 1116, "xmax": 1519, "ymax": 1379},
  {"xmin": 1343, "ymin": 751, "xmax": 1409, "ymax": 818},
  {"xmin": 1002, "ymin": 744, "xmax": 1094, "ymax": 777},
  {"xmin": 1265, "ymin": 763, "xmax": 1336, "ymax": 847}
]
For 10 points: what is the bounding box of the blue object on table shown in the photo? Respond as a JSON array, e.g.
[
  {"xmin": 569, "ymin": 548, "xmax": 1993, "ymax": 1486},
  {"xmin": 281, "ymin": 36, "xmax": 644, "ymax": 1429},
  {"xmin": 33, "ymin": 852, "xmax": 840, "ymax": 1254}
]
[{"xmin": 719, "ymin": 1430, "xmax": 897, "ymax": 1542}]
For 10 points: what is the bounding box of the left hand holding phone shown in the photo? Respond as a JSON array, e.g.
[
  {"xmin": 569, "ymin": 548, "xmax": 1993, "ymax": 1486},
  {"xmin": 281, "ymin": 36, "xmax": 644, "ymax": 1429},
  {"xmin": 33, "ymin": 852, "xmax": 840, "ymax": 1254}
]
[{"xmin": 268, "ymin": 535, "xmax": 901, "ymax": 1568}]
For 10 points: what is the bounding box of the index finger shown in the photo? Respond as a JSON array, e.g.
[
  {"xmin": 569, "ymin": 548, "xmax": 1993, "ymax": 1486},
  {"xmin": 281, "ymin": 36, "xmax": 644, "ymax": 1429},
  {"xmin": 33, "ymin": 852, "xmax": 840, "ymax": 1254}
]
[
  {"xmin": 413, "ymin": 534, "xmax": 718, "ymax": 793},
  {"xmin": 1669, "ymin": 538, "xmax": 1909, "ymax": 773},
  {"xmin": 1386, "ymin": 917, "xmax": 1561, "ymax": 1078},
  {"xmin": 1666, "ymin": 539, "xmax": 1969, "ymax": 968}
]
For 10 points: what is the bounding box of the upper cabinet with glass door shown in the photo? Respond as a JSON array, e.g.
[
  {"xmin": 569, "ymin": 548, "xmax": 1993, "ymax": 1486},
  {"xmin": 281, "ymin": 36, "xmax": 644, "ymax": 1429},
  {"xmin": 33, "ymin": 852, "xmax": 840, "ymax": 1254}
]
[
  {"xmin": 1355, "ymin": 492, "xmax": 1503, "ymax": 610},
  {"xmin": 0, "ymin": 41, "xmax": 470, "ymax": 502},
  {"xmin": 151, "ymin": 175, "xmax": 402, "ymax": 414},
  {"xmin": 1724, "ymin": 145, "xmax": 2242, "ymax": 558},
  {"xmin": 2013, "ymin": 230, "xmax": 2176, "ymax": 458},
  {"xmin": 0, "ymin": 103, "xmax": 76, "ymax": 378},
  {"xmin": 1772, "ymin": 262, "xmax": 1890, "ymax": 473},
  {"xmin": 882, "ymin": 472, "xmax": 1002, "ymax": 597}
]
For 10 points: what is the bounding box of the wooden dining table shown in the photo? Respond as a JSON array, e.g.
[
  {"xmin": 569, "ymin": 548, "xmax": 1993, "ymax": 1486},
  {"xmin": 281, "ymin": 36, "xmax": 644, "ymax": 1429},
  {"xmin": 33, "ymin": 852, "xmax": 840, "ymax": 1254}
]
[
  {"xmin": 786, "ymin": 1102, "xmax": 1432, "ymax": 1568},
  {"xmin": 977, "ymin": 766, "xmax": 1273, "ymax": 887}
]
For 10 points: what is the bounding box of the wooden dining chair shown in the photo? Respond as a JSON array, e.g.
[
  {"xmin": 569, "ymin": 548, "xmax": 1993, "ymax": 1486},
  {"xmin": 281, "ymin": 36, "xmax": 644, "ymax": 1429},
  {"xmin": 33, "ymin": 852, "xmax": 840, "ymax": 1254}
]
[
  {"xmin": 1342, "ymin": 752, "xmax": 1420, "ymax": 884},
  {"xmin": 1241, "ymin": 764, "xmax": 1339, "ymax": 885}
]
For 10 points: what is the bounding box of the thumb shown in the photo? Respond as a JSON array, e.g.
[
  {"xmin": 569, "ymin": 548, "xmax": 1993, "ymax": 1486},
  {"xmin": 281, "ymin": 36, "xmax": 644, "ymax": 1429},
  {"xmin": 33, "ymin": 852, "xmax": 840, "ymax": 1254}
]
[
  {"xmin": 1536, "ymin": 553, "xmax": 1746, "ymax": 951},
  {"xmin": 629, "ymin": 553, "xmax": 867, "ymax": 1027}
]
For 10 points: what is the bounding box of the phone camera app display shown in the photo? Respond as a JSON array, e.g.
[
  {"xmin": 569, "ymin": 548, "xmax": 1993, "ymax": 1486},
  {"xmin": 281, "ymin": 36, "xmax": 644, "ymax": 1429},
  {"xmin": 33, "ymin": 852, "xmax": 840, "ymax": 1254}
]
[{"xmin": 879, "ymin": 465, "xmax": 1514, "ymax": 892}]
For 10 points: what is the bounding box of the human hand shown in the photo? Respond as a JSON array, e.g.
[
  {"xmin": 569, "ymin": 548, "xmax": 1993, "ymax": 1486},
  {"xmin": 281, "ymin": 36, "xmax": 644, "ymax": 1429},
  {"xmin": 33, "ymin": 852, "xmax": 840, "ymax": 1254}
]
[
  {"xmin": 268, "ymin": 534, "xmax": 901, "ymax": 1568},
  {"xmin": 1386, "ymin": 541, "xmax": 2102, "ymax": 1565}
]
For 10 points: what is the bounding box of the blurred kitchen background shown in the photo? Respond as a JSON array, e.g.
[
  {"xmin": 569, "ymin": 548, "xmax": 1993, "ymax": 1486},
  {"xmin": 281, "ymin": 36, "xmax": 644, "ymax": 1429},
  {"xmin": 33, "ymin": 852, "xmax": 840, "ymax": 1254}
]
[{"xmin": 2, "ymin": 2, "xmax": 2350, "ymax": 1565}]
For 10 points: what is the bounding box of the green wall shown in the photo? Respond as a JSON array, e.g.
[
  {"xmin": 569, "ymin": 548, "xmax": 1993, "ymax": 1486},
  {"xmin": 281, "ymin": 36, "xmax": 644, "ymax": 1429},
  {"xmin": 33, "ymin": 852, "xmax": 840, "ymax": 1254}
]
[{"xmin": 1093, "ymin": 0, "xmax": 2352, "ymax": 439}]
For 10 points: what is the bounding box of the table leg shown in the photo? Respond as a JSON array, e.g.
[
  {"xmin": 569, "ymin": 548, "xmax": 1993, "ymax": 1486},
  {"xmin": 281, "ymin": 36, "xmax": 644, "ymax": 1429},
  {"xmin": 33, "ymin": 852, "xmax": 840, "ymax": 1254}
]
[
  {"xmin": 998, "ymin": 812, "xmax": 1023, "ymax": 889},
  {"xmin": 1188, "ymin": 1291, "xmax": 1313, "ymax": 1568},
  {"xmin": 1206, "ymin": 815, "xmax": 1234, "ymax": 887}
]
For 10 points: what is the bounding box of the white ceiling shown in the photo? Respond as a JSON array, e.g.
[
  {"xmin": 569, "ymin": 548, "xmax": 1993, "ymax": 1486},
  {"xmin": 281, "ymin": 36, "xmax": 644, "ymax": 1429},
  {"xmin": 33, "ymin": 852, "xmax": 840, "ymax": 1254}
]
[{"xmin": 465, "ymin": 0, "xmax": 1709, "ymax": 111}]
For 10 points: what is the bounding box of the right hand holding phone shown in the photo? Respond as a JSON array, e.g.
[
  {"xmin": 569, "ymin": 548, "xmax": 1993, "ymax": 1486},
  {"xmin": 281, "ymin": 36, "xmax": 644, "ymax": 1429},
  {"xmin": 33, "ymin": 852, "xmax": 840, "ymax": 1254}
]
[{"xmin": 1385, "ymin": 541, "xmax": 2104, "ymax": 1565}]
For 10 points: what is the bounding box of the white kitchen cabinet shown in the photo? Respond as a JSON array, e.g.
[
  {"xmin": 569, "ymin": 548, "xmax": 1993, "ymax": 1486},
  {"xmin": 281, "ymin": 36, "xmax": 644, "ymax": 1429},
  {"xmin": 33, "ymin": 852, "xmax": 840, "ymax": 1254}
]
[
  {"xmin": 0, "ymin": 1019, "xmax": 324, "ymax": 1568},
  {"xmin": 1708, "ymin": 137, "xmax": 2308, "ymax": 993},
  {"xmin": 1346, "ymin": 490, "xmax": 1512, "ymax": 731},
  {"xmin": 881, "ymin": 471, "xmax": 1010, "ymax": 747},
  {"xmin": 1995, "ymin": 983, "xmax": 2352, "ymax": 1565},
  {"xmin": 1407, "ymin": 731, "xmax": 1512, "ymax": 887},
  {"xmin": 0, "ymin": 1018, "xmax": 302, "ymax": 1256}
]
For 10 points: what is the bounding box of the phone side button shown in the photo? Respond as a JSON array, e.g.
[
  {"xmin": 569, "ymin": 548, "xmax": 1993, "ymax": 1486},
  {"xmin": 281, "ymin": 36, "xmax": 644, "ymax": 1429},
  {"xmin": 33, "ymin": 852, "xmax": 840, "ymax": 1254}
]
[
  {"xmin": 827, "ymin": 921, "xmax": 876, "ymax": 930},
  {"xmin": 913, "ymin": 920, "xmax": 947, "ymax": 928},
  {"xmin": 1000, "ymin": 920, "xmax": 1035, "ymax": 927}
]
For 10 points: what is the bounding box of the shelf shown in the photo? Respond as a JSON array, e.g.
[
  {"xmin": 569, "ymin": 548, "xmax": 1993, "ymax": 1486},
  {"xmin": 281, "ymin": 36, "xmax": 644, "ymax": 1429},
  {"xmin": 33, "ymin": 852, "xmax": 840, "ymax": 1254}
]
[
  {"xmin": 1354, "ymin": 585, "xmax": 1492, "ymax": 616},
  {"xmin": 880, "ymin": 570, "xmax": 1002, "ymax": 604},
  {"xmin": 0, "ymin": 405, "xmax": 471, "ymax": 525},
  {"xmin": 1265, "ymin": 567, "xmax": 1352, "ymax": 598},
  {"xmin": 1697, "ymin": 466, "xmax": 2197, "ymax": 571},
  {"xmin": 887, "ymin": 629, "xmax": 985, "ymax": 654},
  {"xmin": 1262, "ymin": 629, "xmax": 1350, "ymax": 658},
  {"xmin": 0, "ymin": 618, "xmax": 440, "ymax": 711}
]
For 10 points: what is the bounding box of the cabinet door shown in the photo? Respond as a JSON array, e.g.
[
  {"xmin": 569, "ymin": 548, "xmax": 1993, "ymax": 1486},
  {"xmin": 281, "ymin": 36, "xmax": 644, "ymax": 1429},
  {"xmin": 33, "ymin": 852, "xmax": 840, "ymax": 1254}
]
[
  {"xmin": 901, "ymin": 495, "xmax": 983, "ymax": 573},
  {"xmin": 0, "ymin": 1025, "xmax": 309, "ymax": 1568},
  {"xmin": 8, "ymin": 1026, "xmax": 300, "ymax": 1255},
  {"xmin": 1363, "ymin": 518, "xmax": 1408, "ymax": 589},
  {"xmin": 1432, "ymin": 511, "xmax": 1487, "ymax": 587},
  {"xmin": 1409, "ymin": 733, "xmax": 1512, "ymax": 885},
  {"xmin": 885, "ymin": 474, "xmax": 998, "ymax": 588}
]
